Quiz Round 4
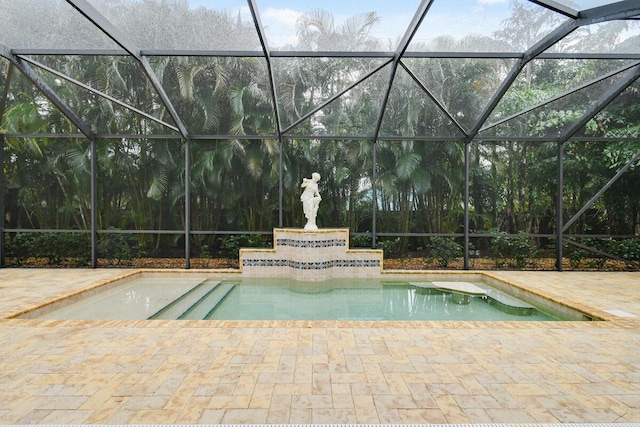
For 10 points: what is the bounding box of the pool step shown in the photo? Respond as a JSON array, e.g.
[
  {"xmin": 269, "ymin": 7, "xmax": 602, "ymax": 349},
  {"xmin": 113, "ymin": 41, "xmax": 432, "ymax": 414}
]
[
  {"xmin": 410, "ymin": 281, "xmax": 537, "ymax": 314},
  {"xmin": 410, "ymin": 281, "xmax": 487, "ymax": 295},
  {"xmin": 180, "ymin": 283, "xmax": 236, "ymax": 320},
  {"xmin": 148, "ymin": 280, "xmax": 220, "ymax": 320},
  {"xmin": 475, "ymin": 283, "xmax": 537, "ymax": 315}
]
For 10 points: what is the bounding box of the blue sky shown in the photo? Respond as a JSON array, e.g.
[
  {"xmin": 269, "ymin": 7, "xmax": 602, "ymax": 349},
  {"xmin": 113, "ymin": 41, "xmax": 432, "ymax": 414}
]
[
  {"xmin": 186, "ymin": 0, "xmax": 631, "ymax": 49},
  {"xmin": 190, "ymin": 0, "xmax": 517, "ymax": 48}
]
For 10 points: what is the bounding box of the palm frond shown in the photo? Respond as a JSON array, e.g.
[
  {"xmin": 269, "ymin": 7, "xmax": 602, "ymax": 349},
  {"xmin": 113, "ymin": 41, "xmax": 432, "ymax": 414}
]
[{"xmin": 147, "ymin": 167, "xmax": 169, "ymax": 201}]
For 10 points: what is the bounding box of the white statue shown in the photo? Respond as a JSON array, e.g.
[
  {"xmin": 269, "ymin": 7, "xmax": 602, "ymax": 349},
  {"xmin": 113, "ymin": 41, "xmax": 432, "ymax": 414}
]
[{"xmin": 300, "ymin": 172, "xmax": 321, "ymax": 230}]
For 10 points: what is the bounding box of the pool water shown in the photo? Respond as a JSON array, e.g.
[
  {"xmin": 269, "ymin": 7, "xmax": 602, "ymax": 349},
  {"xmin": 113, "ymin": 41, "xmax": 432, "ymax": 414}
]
[
  {"xmin": 32, "ymin": 276, "xmax": 575, "ymax": 321},
  {"xmin": 202, "ymin": 278, "xmax": 559, "ymax": 321}
]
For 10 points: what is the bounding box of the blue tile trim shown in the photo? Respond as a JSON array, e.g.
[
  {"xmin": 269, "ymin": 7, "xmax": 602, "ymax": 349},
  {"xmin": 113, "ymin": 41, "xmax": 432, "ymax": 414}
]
[
  {"xmin": 276, "ymin": 238, "xmax": 347, "ymax": 249},
  {"xmin": 242, "ymin": 259, "xmax": 380, "ymax": 269}
]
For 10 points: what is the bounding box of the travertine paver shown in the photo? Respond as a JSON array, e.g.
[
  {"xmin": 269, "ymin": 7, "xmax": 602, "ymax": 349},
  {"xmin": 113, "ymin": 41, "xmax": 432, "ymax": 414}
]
[{"xmin": 0, "ymin": 268, "xmax": 639, "ymax": 424}]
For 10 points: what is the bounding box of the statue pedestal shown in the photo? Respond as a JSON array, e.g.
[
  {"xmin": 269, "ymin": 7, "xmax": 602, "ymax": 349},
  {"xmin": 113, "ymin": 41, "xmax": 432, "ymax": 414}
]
[{"xmin": 239, "ymin": 228, "xmax": 383, "ymax": 282}]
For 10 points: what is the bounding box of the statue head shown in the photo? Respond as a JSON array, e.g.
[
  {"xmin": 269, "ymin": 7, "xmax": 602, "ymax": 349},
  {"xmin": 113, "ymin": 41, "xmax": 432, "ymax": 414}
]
[{"xmin": 312, "ymin": 172, "xmax": 321, "ymax": 182}]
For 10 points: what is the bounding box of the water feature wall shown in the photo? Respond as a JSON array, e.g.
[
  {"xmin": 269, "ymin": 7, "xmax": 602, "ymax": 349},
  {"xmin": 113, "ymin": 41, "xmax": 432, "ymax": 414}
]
[{"xmin": 239, "ymin": 228, "xmax": 383, "ymax": 281}]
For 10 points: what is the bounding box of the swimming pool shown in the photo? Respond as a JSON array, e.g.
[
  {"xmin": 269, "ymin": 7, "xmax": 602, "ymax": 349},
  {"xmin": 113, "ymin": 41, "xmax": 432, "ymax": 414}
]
[{"xmin": 26, "ymin": 275, "xmax": 588, "ymax": 321}]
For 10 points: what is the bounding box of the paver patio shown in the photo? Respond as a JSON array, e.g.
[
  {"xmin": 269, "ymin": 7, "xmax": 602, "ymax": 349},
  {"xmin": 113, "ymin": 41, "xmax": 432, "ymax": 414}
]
[{"xmin": 1, "ymin": 268, "xmax": 639, "ymax": 424}]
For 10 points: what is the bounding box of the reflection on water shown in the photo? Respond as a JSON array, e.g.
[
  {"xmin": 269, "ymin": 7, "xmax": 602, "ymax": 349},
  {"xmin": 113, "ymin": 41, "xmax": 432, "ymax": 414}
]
[
  {"xmin": 206, "ymin": 278, "xmax": 558, "ymax": 321},
  {"xmin": 123, "ymin": 290, "xmax": 155, "ymax": 312}
]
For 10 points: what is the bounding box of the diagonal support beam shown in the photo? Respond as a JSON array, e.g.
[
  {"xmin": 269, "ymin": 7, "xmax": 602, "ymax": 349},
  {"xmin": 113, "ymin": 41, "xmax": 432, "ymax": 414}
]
[
  {"xmin": 558, "ymin": 63, "xmax": 640, "ymax": 143},
  {"xmin": 563, "ymin": 148, "xmax": 640, "ymax": 233},
  {"xmin": 20, "ymin": 55, "xmax": 180, "ymax": 133},
  {"xmin": 467, "ymin": 1, "xmax": 640, "ymax": 143},
  {"xmin": 16, "ymin": 58, "xmax": 96, "ymax": 139},
  {"xmin": 528, "ymin": 0, "xmax": 578, "ymax": 18},
  {"xmin": 397, "ymin": 0, "xmax": 435, "ymax": 58},
  {"xmin": 579, "ymin": 1, "xmax": 640, "ymax": 22},
  {"xmin": 15, "ymin": 57, "xmax": 98, "ymax": 138},
  {"xmin": 0, "ymin": 43, "xmax": 9, "ymax": 61},
  {"xmin": 0, "ymin": 43, "xmax": 95, "ymax": 139},
  {"xmin": 139, "ymin": 56, "xmax": 189, "ymax": 138},
  {"xmin": 66, "ymin": 0, "xmax": 189, "ymax": 139},
  {"xmin": 466, "ymin": 19, "xmax": 579, "ymax": 142},
  {"xmin": 481, "ymin": 61, "xmax": 640, "ymax": 133},
  {"xmin": 558, "ymin": 62, "xmax": 640, "ymax": 234},
  {"xmin": 372, "ymin": 0, "xmax": 435, "ymax": 141},
  {"xmin": 0, "ymin": 59, "xmax": 14, "ymax": 124},
  {"xmin": 65, "ymin": 0, "xmax": 140, "ymax": 58},
  {"xmin": 370, "ymin": 0, "xmax": 435, "ymax": 246},
  {"xmin": 563, "ymin": 237, "xmax": 633, "ymax": 264},
  {"xmin": 283, "ymin": 60, "xmax": 392, "ymax": 135},
  {"xmin": 248, "ymin": 0, "xmax": 282, "ymax": 138},
  {"xmin": 400, "ymin": 60, "xmax": 468, "ymax": 136},
  {"xmin": 247, "ymin": 0, "xmax": 284, "ymax": 226}
]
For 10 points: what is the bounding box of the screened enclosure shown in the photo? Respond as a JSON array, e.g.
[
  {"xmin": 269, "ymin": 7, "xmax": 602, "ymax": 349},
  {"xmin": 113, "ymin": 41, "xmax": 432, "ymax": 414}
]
[{"xmin": 1, "ymin": 0, "xmax": 639, "ymax": 270}]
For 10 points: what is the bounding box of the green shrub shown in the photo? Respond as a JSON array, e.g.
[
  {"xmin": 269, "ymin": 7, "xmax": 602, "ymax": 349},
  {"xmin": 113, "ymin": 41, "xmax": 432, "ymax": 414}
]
[
  {"xmin": 58, "ymin": 233, "xmax": 91, "ymax": 266},
  {"xmin": 351, "ymin": 234, "xmax": 373, "ymax": 248},
  {"xmin": 218, "ymin": 234, "xmax": 269, "ymax": 258},
  {"xmin": 567, "ymin": 237, "xmax": 617, "ymax": 269},
  {"xmin": 614, "ymin": 238, "xmax": 640, "ymax": 263},
  {"xmin": 5, "ymin": 233, "xmax": 36, "ymax": 265},
  {"xmin": 564, "ymin": 238, "xmax": 587, "ymax": 268},
  {"xmin": 491, "ymin": 233, "xmax": 538, "ymax": 268},
  {"xmin": 98, "ymin": 233, "xmax": 134, "ymax": 265},
  {"xmin": 426, "ymin": 237, "xmax": 462, "ymax": 268},
  {"xmin": 200, "ymin": 244, "xmax": 212, "ymax": 259},
  {"xmin": 7, "ymin": 232, "xmax": 91, "ymax": 266},
  {"xmin": 376, "ymin": 238, "xmax": 400, "ymax": 257}
]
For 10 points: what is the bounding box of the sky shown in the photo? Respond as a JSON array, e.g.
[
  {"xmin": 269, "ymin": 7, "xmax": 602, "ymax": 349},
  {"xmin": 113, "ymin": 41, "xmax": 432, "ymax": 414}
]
[
  {"xmin": 185, "ymin": 0, "xmax": 634, "ymax": 50},
  {"xmin": 189, "ymin": 0, "xmax": 517, "ymax": 48}
]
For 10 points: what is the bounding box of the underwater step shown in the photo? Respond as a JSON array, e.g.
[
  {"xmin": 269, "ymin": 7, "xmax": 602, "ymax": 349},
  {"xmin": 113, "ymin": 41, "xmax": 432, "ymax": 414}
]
[
  {"xmin": 475, "ymin": 283, "xmax": 537, "ymax": 315},
  {"xmin": 148, "ymin": 280, "xmax": 220, "ymax": 320},
  {"xmin": 410, "ymin": 281, "xmax": 487, "ymax": 295},
  {"xmin": 410, "ymin": 281, "xmax": 537, "ymax": 314},
  {"xmin": 180, "ymin": 282, "xmax": 236, "ymax": 320}
]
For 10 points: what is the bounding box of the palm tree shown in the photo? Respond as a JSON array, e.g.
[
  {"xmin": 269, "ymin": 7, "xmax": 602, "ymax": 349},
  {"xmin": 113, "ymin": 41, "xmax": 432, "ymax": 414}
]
[{"xmin": 275, "ymin": 10, "xmax": 385, "ymax": 230}]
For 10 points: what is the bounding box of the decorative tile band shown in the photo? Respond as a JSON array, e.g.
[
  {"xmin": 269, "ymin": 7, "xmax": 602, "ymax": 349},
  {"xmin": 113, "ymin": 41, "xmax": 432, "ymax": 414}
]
[
  {"xmin": 243, "ymin": 259, "xmax": 380, "ymax": 269},
  {"xmin": 276, "ymin": 238, "xmax": 347, "ymax": 249}
]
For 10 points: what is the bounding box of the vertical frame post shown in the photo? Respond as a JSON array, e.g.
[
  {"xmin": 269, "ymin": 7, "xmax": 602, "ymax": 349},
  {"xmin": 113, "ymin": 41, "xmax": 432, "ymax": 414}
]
[
  {"xmin": 279, "ymin": 138, "xmax": 283, "ymax": 227},
  {"xmin": 556, "ymin": 141, "xmax": 564, "ymax": 271},
  {"xmin": 90, "ymin": 137, "xmax": 98, "ymax": 268},
  {"xmin": 372, "ymin": 140, "xmax": 377, "ymax": 248},
  {"xmin": 464, "ymin": 140, "xmax": 471, "ymax": 270},
  {"xmin": 0, "ymin": 135, "xmax": 5, "ymax": 268},
  {"xmin": 184, "ymin": 138, "xmax": 191, "ymax": 269}
]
